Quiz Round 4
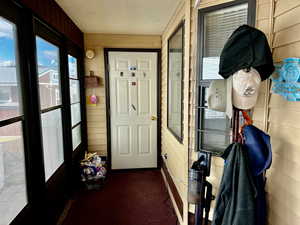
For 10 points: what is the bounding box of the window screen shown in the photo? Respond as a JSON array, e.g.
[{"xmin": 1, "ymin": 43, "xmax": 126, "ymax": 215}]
[{"xmin": 196, "ymin": 3, "xmax": 249, "ymax": 154}]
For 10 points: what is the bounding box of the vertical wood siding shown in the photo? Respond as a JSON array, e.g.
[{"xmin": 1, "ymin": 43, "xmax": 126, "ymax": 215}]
[{"xmin": 254, "ymin": 0, "xmax": 300, "ymax": 224}]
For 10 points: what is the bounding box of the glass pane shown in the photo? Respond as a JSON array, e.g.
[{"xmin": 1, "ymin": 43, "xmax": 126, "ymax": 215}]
[
  {"xmin": 0, "ymin": 122, "xmax": 27, "ymax": 224},
  {"xmin": 68, "ymin": 55, "xmax": 78, "ymax": 79},
  {"xmin": 72, "ymin": 125, "xmax": 81, "ymax": 150},
  {"xmin": 70, "ymin": 79, "xmax": 80, "ymax": 104},
  {"xmin": 200, "ymin": 131, "xmax": 231, "ymax": 153},
  {"xmin": 201, "ymin": 4, "xmax": 248, "ymax": 79},
  {"xmin": 71, "ymin": 103, "xmax": 81, "ymax": 126},
  {"xmin": 41, "ymin": 109, "xmax": 64, "ymax": 181},
  {"xmin": 36, "ymin": 36, "xmax": 61, "ymax": 109},
  {"xmin": 0, "ymin": 17, "xmax": 22, "ymax": 121},
  {"xmin": 168, "ymin": 24, "xmax": 183, "ymax": 140},
  {"xmin": 200, "ymin": 86, "xmax": 231, "ymax": 131},
  {"xmin": 202, "ymin": 109, "xmax": 230, "ymax": 131}
]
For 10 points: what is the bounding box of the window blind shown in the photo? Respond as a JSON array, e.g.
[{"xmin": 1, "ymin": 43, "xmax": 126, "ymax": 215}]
[{"xmin": 204, "ymin": 4, "xmax": 248, "ymax": 57}]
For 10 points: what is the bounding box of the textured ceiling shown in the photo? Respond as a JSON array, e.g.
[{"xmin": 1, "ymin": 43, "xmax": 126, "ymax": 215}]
[{"xmin": 55, "ymin": 0, "xmax": 182, "ymax": 35}]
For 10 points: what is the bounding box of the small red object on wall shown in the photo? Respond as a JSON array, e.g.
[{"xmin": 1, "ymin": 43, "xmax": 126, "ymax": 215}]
[{"xmin": 85, "ymin": 70, "xmax": 101, "ymax": 88}]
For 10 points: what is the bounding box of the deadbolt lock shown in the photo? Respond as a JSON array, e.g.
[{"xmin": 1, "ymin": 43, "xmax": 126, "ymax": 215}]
[{"xmin": 151, "ymin": 116, "xmax": 157, "ymax": 121}]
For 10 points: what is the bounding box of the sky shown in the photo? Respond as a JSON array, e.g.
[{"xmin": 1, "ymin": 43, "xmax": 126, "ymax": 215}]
[
  {"xmin": 0, "ymin": 17, "xmax": 59, "ymax": 69},
  {"xmin": 0, "ymin": 16, "xmax": 77, "ymax": 79}
]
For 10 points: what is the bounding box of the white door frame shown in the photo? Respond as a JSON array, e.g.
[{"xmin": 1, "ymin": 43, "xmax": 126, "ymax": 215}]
[{"xmin": 104, "ymin": 48, "xmax": 161, "ymax": 170}]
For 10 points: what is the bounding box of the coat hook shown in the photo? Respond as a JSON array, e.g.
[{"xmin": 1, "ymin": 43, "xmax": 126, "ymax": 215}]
[
  {"xmin": 120, "ymin": 72, "xmax": 123, "ymax": 76},
  {"xmin": 143, "ymin": 72, "xmax": 146, "ymax": 77},
  {"xmin": 131, "ymin": 72, "xmax": 135, "ymax": 77}
]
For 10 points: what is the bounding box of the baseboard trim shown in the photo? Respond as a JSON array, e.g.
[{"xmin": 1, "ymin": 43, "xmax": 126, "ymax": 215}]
[{"xmin": 161, "ymin": 158, "xmax": 184, "ymax": 218}]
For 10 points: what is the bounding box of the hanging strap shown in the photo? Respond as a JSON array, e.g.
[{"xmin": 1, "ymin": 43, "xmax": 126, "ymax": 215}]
[{"xmin": 242, "ymin": 110, "xmax": 253, "ymax": 126}]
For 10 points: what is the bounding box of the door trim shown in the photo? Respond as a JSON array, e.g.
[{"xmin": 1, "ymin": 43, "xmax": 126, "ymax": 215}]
[{"xmin": 104, "ymin": 48, "xmax": 161, "ymax": 171}]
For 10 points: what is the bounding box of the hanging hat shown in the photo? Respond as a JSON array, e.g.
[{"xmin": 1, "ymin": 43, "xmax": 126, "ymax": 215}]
[
  {"xmin": 231, "ymin": 67, "xmax": 261, "ymax": 110},
  {"xmin": 219, "ymin": 25, "xmax": 274, "ymax": 81},
  {"xmin": 207, "ymin": 79, "xmax": 233, "ymax": 118},
  {"xmin": 243, "ymin": 125, "xmax": 272, "ymax": 176}
]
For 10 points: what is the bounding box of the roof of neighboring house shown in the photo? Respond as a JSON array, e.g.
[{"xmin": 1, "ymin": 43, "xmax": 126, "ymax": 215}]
[{"xmin": 0, "ymin": 66, "xmax": 57, "ymax": 84}]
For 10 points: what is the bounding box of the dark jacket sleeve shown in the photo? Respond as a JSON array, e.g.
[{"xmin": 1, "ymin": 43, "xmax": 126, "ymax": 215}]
[{"xmin": 212, "ymin": 143, "xmax": 257, "ymax": 225}]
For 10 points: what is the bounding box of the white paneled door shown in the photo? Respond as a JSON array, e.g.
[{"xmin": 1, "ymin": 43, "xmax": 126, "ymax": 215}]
[{"xmin": 108, "ymin": 51, "xmax": 158, "ymax": 169}]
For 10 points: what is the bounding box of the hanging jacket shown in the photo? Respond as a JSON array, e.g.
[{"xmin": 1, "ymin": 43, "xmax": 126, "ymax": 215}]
[
  {"xmin": 212, "ymin": 143, "xmax": 257, "ymax": 225},
  {"xmin": 243, "ymin": 125, "xmax": 272, "ymax": 225},
  {"xmin": 219, "ymin": 25, "xmax": 274, "ymax": 81}
]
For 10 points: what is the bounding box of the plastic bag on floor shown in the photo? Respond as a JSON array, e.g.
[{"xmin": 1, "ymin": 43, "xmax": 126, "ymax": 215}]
[{"xmin": 80, "ymin": 153, "xmax": 107, "ymax": 182}]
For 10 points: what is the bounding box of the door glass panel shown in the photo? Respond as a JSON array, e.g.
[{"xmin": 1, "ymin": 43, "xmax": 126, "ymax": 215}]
[
  {"xmin": 70, "ymin": 79, "xmax": 80, "ymax": 104},
  {"xmin": 41, "ymin": 109, "xmax": 64, "ymax": 181},
  {"xmin": 36, "ymin": 37, "xmax": 61, "ymax": 109},
  {"xmin": 0, "ymin": 17, "xmax": 22, "ymax": 121},
  {"xmin": 0, "ymin": 122, "xmax": 27, "ymax": 225},
  {"xmin": 72, "ymin": 125, "xmax": 81, "ymax": 150},
  {"xmin": 68, "ymin": 55, "xmax": 78, "ymax": 79},
  {"xmin": 71, "ymin": 103, "xmax": 81, "ymax": 126}
]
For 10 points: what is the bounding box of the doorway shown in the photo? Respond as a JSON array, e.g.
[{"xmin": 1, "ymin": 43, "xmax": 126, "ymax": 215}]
[{"xmin": 104, "ymin": 49, "xmax": 161, "ymax": 170}]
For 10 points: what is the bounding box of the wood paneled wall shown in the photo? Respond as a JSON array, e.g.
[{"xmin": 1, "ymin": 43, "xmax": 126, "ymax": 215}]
[
  {"xmin": 253, "ymin": 0, "xmax": 300, "ymax": 224},
  {"xmin": 160, "ymin": 0, "xmax": 190, "ymax": 224},
  {"xmin": 84, "ymin": 34, "xmax": 161, "ymax": 156},
  {"xmin": 18, "ymin": 0, "xmax": 84, "ymax": 48}
]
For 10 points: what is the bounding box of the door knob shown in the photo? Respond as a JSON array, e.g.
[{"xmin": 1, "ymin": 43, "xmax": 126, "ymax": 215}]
[{"xmin": 151, "ymin": 116, "xmax": 157, "ymax": 121}]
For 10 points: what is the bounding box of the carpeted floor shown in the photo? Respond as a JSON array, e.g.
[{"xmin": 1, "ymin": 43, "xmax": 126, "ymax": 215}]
[{"xmin": 62, "ymin": 170, "xmax": 178, "ymax": 225}]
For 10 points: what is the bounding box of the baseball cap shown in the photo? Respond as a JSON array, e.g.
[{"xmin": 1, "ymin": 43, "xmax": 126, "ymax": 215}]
[
  {"xmin": 207, "ymin": 78, "xmax": 233, "ymax": 119},
  {"xmin": 207, "ymin": 67, "xmax": 261, "ymax": 118},
  {"xmin": 231, "ymin": 67, "xmax": 261, "ymax": 110}
]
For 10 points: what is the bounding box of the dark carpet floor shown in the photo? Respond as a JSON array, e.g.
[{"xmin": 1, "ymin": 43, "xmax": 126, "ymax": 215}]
[{"xmin": 63, "ymin": 170, "xmax": 178, "ymax": 225}]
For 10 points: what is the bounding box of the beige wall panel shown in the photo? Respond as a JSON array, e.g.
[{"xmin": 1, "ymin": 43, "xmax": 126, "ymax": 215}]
[
  {"xmin": 271, "ymin": 139, "xmax": 300, "ymax": 160},
  {"xmin": 274, "ymin": 6, "xmax": 300, "ymax": 32},
  {"xmin": 268, "ymin": 123, "xmax": 300, "ymax": 147},
  {"xmin": 197, "ymin": 0, "xmax": 233, "ymax": 9},
  {"xmin": 255, "ymin": 91, "xmax": 267, "ymax": 108},
  {"xmin": 269, "ymin": 108, "xmax": 300, "ymax": 128},
  {"xmin": 85, "ymin": 34, "xmax": 161, "ymax": 49},
  {"xmin": 269, "ymin": 94, "xmax": 300, "ymax": 111},
  {"xmin": 252, "ymin": 120, "xmax": 264, "ymax": 130},
  {"xmin": 257, "ymin": 3, "xmax": 271, "ymax": 20},
  {"xmin": 273, "ymin": 23, "xmax": 300, "ymax": 48},
  {"xmin": 274, "ymin": 0, "xmax": 300, "ymax": 17},
  {"xmin": 256, "ymin": 19, "xmax": 271, "ymax": 34},
  {"xmin": 252, "ymin": 107, "xmax": 265, "ymax": 122},
  {"xmin": 273, "ymin": 41, "xmax": 300, "ymax": 62}
]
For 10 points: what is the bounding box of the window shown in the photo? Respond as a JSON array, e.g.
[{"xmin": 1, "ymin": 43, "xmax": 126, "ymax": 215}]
[
  {"xmin": 196, "ymin": 1, "xmax": 254, "ymax": 154},
  {"xmin": 0, "ymin": 16, "xmax": 27, "ymax": 225},
  {"xmin": 68, "ymin": 55, "xmax": 82, "ymax": 150},
  {"xmin": 167, "ymin": 21, "xmax": 184, "ymax": 142},
  {"xmin": 36, "ymin": 36, "xmax": 64, "ymax": 181}
]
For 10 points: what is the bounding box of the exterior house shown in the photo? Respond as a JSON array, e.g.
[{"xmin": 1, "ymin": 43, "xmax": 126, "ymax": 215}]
[{"xmin": 0, "ymin": 66, "xmax": 60, "ymax": 135}]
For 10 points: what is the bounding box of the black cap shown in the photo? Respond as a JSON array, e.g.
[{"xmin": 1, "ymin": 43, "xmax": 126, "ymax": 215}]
[{"xmin": 219, "ymin": 25, "xmax": 274, "ymax": 81}]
